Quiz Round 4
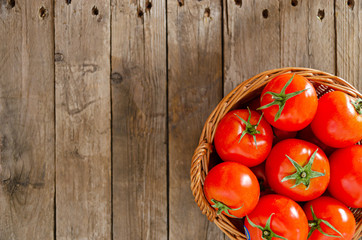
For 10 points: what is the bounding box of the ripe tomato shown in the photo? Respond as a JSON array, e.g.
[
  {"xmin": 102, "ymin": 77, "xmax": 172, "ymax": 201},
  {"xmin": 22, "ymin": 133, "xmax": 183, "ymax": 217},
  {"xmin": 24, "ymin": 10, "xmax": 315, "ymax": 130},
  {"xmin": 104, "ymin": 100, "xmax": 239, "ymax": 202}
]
[
  {"xmin": 250, "ymin": 162, "xmax": 273, "ymax": 197},
  {"xmin": 265, "ymin": 139, "xmax": 330, "ymax": 202},
  {"xmin": 328, "ymin": 145, "xmax": 362, "ymax": 208},
  {"xmin": 311, "ymin": 91, "xmax": 362, "ymax": 148},
  {"xmin": 259, "ymin": 73, "xmax": 318, "ymax": 131},
  {"xmin": 203, "ymin": 162, "xmax": 260, "ymax": 218},
  {"xmin": 244, "ymin": 194, "xmax": 308, "ymax": 240},
  {"xmin": 303, "ymin": 196, "xmax": 356, "ymax": 240},
  {"xmin": 214, "ymin": 109, "xmax": 273, "ymax": 167},
  {"xmin": 297, "ymin": 124, "xmax": 336, "ymax": 156}
]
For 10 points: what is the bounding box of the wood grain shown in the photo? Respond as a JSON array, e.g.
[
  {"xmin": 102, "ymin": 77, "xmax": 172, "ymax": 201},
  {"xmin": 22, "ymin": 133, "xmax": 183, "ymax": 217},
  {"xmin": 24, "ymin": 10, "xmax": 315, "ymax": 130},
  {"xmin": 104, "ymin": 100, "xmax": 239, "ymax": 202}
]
[
  {"xmin": 0, "ymin": 0, "xmax": 54, "ymax": 239},
  {"xmin": 168, "ymin": 0, "xmax": 224, "ymax": 239},
  {"xmin": 224, "ymin": 0, "xmax": 280, "ymax": 94},
  {"xmin": 280, "ymin": 0, "xmax": 335, "ymax": 73},
  {"xmin": 54, "ymin": 1, "xmax": 111, "ymax": 239},
  {"xmin": 336, "ymin": 0, "xmax": 361, "ymax": 91},
  {"xmin": 111, "ymin": 0, "xmax": 168, "ymax": 239}
]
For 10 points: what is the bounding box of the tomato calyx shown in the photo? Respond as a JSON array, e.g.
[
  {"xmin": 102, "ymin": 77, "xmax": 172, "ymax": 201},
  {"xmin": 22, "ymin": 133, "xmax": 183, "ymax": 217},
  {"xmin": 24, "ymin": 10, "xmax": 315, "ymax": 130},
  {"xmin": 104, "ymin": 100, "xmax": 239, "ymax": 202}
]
[
  {"xmin": 211, "ymin": 199, "xmax": 243, "ymax": 218},
  {"xmin": 351, "ymin": 98, "xmax": 362, "ymax": 115},
  {"xmin": 258, "ymin": 74, "xmax": 307, "ymax": 121},
  {"xmin": 233, "ymin": 108, "xmax": 264, "ymax": 148},
  {"xmin": 307, "ymin": 205, "xmax": 343, "ymax": 239},
  {"xmin": 246, "ymin": 213, "xmax": 287, "ymax": 240},
  {"xmin": 281, "ymin": 149, "xmax": 325, "ymax": 190}
]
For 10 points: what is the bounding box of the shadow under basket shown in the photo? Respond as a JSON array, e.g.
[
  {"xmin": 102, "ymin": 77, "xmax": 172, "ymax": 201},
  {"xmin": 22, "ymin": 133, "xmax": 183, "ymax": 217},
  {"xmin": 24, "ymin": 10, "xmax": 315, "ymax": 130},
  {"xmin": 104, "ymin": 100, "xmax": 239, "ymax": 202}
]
[{"xmin": 190, "ymin": 67, "xmax": 362, "ymax": 240}]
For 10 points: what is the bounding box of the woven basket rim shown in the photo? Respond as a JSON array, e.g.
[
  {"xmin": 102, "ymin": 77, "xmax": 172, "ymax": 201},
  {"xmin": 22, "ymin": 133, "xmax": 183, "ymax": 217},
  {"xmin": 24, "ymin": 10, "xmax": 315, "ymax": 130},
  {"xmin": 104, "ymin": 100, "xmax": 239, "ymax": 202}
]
[{"xmin": 190, "ymin": 67, "xmax": 362, "ymax": 240}]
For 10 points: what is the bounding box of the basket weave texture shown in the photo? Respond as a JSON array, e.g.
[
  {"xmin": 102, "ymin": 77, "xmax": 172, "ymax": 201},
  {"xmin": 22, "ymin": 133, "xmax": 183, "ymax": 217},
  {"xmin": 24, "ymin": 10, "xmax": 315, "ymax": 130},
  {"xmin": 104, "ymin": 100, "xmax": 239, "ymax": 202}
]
[{"xmin": 190, "ymin": 67, "xmax": 362, "ymax": 240}]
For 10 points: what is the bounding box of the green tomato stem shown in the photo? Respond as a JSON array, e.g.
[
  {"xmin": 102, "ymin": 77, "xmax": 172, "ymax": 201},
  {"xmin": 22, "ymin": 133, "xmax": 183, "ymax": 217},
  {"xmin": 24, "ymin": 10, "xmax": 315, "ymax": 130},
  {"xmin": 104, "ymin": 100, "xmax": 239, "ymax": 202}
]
[
  {"xmin": 245, "ymin": 214, "xmax": 288, "ymax": 240},
  {"xmin": 281, "ymin": 149, "xmax": 325, "ymax": 190},
  {"xmin": 307, "ymin": 205, "xmax": 343, "ymax": 239},
  {"xmin": 351, "ymin": 98, "xmax": 362, "ymax": 115},
  {"xmin": 257, "ymin": 74, "xmax": 308, "ymax": 122},
  {"xmin": 211, "ymin": 199, "xmax": 243, "ymax": 218},
  {"xmin": 234, "ymin": 107, "xmax": 263, "ymax": 148}
]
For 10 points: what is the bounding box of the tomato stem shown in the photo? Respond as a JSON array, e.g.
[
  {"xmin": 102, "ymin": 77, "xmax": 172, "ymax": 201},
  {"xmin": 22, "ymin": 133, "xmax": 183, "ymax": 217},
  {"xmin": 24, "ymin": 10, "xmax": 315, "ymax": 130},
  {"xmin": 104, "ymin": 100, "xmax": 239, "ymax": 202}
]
[
  {"xmin": 211, "ymin": 199, "xmax": 243, "ymax": 218},
  {"xmin": 281, "ymin": 148, "xmax": 325, "ymax": 190},
  {"xmin": 233, "ymin": 107, "xmax": 264, "ymax": 148},
  {"xmin": 351, "ymin": 98, "xmax": 362, "ymax": 115},
  {"xmin": 307, "ymin": 205, "xmax": 343, "ymax": 239},
  {"xmin": 245, "ymin": 214, "xmax": 287, "ymax": 240},
  {"xmin": 257, "ymin": 74, "xmax": 308, "ymax": 121}
]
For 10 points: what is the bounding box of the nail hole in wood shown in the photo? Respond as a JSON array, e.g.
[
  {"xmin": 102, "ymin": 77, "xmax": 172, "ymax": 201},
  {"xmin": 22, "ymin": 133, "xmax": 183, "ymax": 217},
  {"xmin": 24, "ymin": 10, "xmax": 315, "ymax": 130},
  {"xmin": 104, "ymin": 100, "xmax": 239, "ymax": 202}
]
[
  {"xmin": 317, "ymin": 9, "xmax": 325, "ymax": 21},
  {"xmin": 92, "ymin": 6, "xmax": 99, "ymax": 15},
  {"xmin": 262, "ymin": 9, "xmax": 269, "ymax": 18},
  {"xmin": 54, "ymin": 53, "xmax": 64, "ymax": 62},
  {"xmin": 66, "ymin": 0, "xmax": 71, "ymax": 5},
  {"xmin": 7, "ymin": 0, "xmax": 15, "ymax": 9},
  {"xmin": 204, "ymin": 7, "xmax": 210, "ymax": 18},
  {"xmin": 177, "ymin": 0, "xmax": 184, "ymax": 7},
  {"xmin": 234, "ymin": 0, "xmax": 242, "ymax": 7},
  {"xmin": 347, "ymin": 0, "xmax": 355, "ymax": 10},
  {"xmin": 291, "ymin": 0, "xmax": 298, "ymax": 7},
  {"xmin": 111, "ymin": 73, "xmax": 123, "ymax": 84},
  {"xmin": 137, "ymin": 8, "xmax": 144, "ymax": 17},
  {"xmin": 146, "ymin": 1, "xmax": 152, "ymax": 10},
  {"xmin": 39, "ymin": 6, "xmax": 48, "ymax": 19}
]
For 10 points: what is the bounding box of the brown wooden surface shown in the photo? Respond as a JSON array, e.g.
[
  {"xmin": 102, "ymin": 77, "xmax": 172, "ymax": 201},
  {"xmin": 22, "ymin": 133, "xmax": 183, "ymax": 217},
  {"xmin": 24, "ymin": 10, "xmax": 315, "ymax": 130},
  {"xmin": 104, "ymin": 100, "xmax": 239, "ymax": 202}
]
[
  {"xmin": 0, "ymin": 0, "xmax": 361, "ymax": 239},
  {"xmin": 0, "ymin": 1, "xmax": 54, "ymax": 239},
  {"xmin": 54, "ymin": 1, "xmax": 111, "ymax": 239},
  {"xmin": 168, "ymin": 0, "xmax": 224, "ymax": 239},
  {"xmin": 336, "ymin": 0, "xmax": 361, "ymax": 91},
  {"xmin": 111, "ymin": 0, "xmax": 167, "ymax": 239}
]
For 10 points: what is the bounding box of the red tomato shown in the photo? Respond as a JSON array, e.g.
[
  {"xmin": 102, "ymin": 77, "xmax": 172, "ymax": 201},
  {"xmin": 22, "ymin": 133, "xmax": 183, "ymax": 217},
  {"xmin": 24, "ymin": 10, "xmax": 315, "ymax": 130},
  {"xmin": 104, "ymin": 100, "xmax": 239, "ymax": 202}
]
[
  {"xmin": 311, "ymin": 91, "xmax": 362, "ymax": 148},
  {"xmin": 244, "ymin": 194, "xmax": 308, "ymax": 240},
  {"xmin": 265, "ymin": 139, "xmax": 330, "ymax": 201},
  {"xmin": 328, "ymin": 145, "xmax": 362, "ymax": 208},
  {"xmin": 303, "ymin": 196, "xmax": 356, "ymax": 240},
  {"xmin": 273, "ymin": 127, "xmax": 297, "ymax": 143},
  {"xmin": 259, "ymin": 73, "xmax": 318, "ymax": 131},
  {"xmin": 297, "ymin": 125, "xmax": 336, "ymax": 156},
  {"xmin": 203, "ymin": 162, "xmax": 260, "ymax": 218},
  {"xmin": 250, "ymin": 162, "xmax": 273, "ymax": 196},
  {"xmin": 214, "ymin": 109, "xmax": 273, "ymax": 167}
]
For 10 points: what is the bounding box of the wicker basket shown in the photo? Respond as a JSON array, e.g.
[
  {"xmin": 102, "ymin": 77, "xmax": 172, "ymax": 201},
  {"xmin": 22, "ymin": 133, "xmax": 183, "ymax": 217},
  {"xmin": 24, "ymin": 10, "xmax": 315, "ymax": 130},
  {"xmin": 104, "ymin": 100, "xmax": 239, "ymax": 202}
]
[{"xmin": 190, "ymin": 67, "xmax": 362, "ymax": 240}]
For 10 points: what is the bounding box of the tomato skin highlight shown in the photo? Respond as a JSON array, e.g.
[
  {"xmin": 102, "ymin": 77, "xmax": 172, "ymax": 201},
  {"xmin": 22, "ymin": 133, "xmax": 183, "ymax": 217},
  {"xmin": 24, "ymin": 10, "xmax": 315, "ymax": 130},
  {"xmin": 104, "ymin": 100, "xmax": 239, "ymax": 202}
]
[
  {"xmin": 244, "ymin": 194, "xmax": 308, "ymax": 240},
  {"xmin": 260, "ymin": 73, "xmax": 318, "ymax": 131},
  {"xmin": 214, "ymin": 109, "xmax": 273, "ymax": 167},
  {"xmin": 327, "ymin": 145, "xmax": 362, "ymax": 208},
  {"xmin": 303, "ymin": 196, "xmax": 356, "ymax": 240},
  {"xmin": 203, "ymin": 162, "xmax": 260, "ymax": 218},
  {"xmin": 265, "ymin": 139, "xmax": 330, "ymax": 202},
  {"xmin": 311, "ymin": 91, "xmax": 362, "ymax": 148}
]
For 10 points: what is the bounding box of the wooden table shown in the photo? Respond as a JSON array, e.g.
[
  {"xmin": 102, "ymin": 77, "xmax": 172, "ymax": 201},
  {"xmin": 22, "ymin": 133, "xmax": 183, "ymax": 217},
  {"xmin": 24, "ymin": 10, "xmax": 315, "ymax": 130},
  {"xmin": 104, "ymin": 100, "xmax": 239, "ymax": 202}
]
[{"xmin": 0, "ymin": 0, "xmax": 360, "ymax": 239}]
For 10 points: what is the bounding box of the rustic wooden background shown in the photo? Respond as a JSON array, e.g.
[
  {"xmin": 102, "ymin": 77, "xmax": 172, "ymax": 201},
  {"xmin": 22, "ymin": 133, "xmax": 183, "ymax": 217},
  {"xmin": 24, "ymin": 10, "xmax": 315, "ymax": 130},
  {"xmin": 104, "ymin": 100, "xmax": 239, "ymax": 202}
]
[{"xmin": 0, "ymin": 0, "xmax": 361, "ymax": 239}]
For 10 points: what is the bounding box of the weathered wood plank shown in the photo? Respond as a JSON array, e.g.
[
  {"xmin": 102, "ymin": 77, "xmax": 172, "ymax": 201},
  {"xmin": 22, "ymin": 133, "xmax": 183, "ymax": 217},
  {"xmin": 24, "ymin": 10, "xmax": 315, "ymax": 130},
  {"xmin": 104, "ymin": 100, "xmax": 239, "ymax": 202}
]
[
  {"xmin": 168, "ymin": 0, "xmax": 224, "ymax": 239},
  {"xmin": 280, "ymin": 0, "xmax": 335, "ymax": 73},
  {"xmin": 336, "ymin": 0, "xmax": 361, "ymax": 91},
  {"xmin": 54, "ymin": 1, "xmax": 111, "ymax": 239},
  {"xmin": 308, "ymin": 0, "xmax": 335, "ymax": 73},
  {"xmin": 224, "ymin": 0, "xmax": 280, "ymax": 93},
  {"xmin": 111, "ymin": 0, "xmax": 167, "ymax": 239},
  {"xmin": 0, "ymin": 1, "xmax": 54, "ymax": 239}
]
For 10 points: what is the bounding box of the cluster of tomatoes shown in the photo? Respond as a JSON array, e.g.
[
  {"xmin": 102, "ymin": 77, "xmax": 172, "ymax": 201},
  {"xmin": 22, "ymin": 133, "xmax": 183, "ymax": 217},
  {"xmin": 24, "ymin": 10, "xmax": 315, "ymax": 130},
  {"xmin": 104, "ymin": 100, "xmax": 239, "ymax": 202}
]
[{"xmin": 203, "ymin": 74, "xmax": 362, "ymax": 240}]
